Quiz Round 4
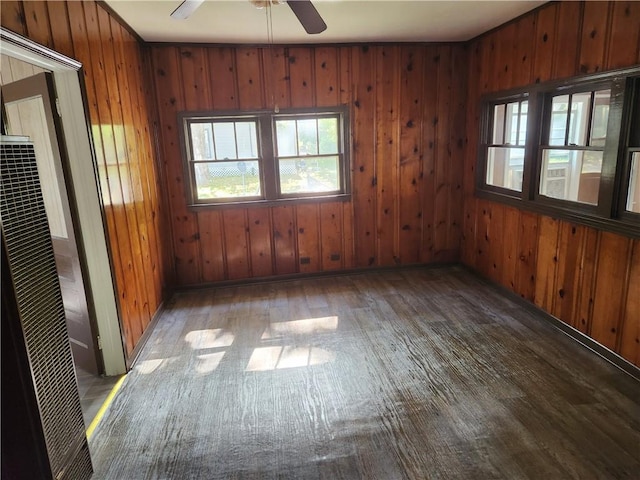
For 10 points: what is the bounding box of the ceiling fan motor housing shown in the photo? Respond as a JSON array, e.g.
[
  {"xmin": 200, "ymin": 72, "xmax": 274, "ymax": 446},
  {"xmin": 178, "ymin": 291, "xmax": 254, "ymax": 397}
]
[{"xmin": 249, "ymin": 0, "xmax": 284, "ymax": 8}]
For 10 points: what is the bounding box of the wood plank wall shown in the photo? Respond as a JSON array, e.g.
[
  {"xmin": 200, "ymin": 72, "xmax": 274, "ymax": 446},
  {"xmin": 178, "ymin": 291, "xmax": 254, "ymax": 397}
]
[
  {"xmin": 1, "ymin": 1, "xmax": 172, "ymax": 358},
  {"xmin": 8, "ymin": 0, "xmax": 635, "ymax": 368},
  {"xmin": 149, "ymin": 44, "xmax": 468, "ymax": 286},
  {"xmin": 462, "ymin": 1, "xmax": 640, "ymax": 366}
]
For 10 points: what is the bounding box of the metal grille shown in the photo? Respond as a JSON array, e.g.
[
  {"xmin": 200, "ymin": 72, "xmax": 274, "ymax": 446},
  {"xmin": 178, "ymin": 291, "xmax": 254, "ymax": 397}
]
[
  {"xmin": 60, "ymin": 442, "xmax": 93, "ymax": 480},
  {"xmin": 0, "ymin": 139, "xmax": 92, "ymax": 479}
]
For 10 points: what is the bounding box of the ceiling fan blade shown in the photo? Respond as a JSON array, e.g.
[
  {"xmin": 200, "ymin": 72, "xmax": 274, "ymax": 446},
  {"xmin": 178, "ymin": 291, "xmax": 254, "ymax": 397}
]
[
  {"xmin": 170, "ymin": 0, "xmax": 205, "ymax": 20},
  {"xmin": 287, "ymin": 0, "xmax": 327, "ymax": 35}
]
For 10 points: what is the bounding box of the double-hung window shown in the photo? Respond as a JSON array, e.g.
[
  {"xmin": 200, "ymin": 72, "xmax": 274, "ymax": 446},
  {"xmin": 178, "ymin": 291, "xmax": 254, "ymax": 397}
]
[
  {"xmin": 484, "ymin": 98, "xmax": 528, "ymax": 193},
  {"xmin": 179, "ymin": 107, "xmax": 349, "ymax": 207},
  {"xmin": 539, "ymin": 86, "xmax": 611, "ymax": 205},
  {"xmin": 477, "ymin": 67, "xmax": 640, "ymax": 237},
  {"xmin": 622, "ymin": 77, "xmax": 640, "ymax": 216}
]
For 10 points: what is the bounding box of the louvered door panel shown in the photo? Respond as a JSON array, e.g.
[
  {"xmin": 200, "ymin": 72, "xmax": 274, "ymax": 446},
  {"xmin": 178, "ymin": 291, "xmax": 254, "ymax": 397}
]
[{"xmin": 0, "ymin": 137, "xmax": 92, "ymax": 480}]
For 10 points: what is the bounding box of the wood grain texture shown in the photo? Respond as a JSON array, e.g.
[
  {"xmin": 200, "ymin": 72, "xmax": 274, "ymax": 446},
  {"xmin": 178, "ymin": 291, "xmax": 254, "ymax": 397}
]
[
  {"xmin": 590, "ymin": 232, "xmax": 632, "ymax": 351},
  {"xmin": 1, "ymin": 1, "xmax": 171, "ymax": 359},
  {"xmin": 149, "ymin": 43, "xmax": 468, "ymax": 285},
  {"xmin": 620, "ymin": 240, "xmax": 640, "ymax": 365},
  {"xmin": 606, "ymin": 1, "xmax": 640, "ymax": 69},
  {"xmin": 434, "ymin": 46, "xmax": 453, "ymax": 261},
  {"xmin": 351, "ymin": 45, "xmax": 377, "ymax": 268},
  {"xmin": 552, "ymin": 1, "xmax": 582, "ymax": 79},
  {"xmin": 89, "ymin": 267, "xmax": 640, "ymax": 479},
  {"xmin": 398, "ymin": 46, "xmax": 424, "ymax": 265},
  {"xmin": 579, "ymin": 1, "xmax": 612, "ymax": 74},
  {"xmin": 462, "ymin": 1, "xmax": 640, "ymax": 366},
  {"xmin": 532, "ymin": 3, "xmax": 557, "ymax": 84},
  {"xmin": 1, "ymin": 1, "xmax": 27, "ymax": 36},
  {"xmin": 375, "ymin": 45, "xmax": 399, "ymax": 266}
]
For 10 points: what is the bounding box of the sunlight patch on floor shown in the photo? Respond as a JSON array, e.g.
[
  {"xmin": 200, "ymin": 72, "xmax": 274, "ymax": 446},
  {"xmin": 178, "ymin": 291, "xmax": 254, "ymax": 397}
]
[
  {"xmin": 135, "ymin": 358, "xmax": 164, "ymax": 374},
  {"xmin": 196, "ymin": 351, "xmax": 226, "ymax": 373},
  {"xmin": 261, "ymin": 316, "xmax": 338, "ymax": 340},
  {"xmin": 246, "ymin": 345, "xmax": 335, "ymax": 371},
  {"xmin": 185, "ymin": 328, "xmax": 235, "ymax": 349}
]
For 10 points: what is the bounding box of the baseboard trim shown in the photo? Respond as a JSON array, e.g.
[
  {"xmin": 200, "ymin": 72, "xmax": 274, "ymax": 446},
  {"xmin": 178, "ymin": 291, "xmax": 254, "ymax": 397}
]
[
  {"xmin": 173, "ymin": 261, "xmax": 459, "ymax": 293},
  {"xmin": 462, "ymin": 265, "xmax": 640, "ymax": 382}
]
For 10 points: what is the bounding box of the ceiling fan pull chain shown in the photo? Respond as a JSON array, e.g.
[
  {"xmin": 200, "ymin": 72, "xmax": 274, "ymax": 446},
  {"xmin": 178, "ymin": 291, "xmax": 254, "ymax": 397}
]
[{"xmin": 265, "ymin": 3, "xmax": 279, "ymax": 113}]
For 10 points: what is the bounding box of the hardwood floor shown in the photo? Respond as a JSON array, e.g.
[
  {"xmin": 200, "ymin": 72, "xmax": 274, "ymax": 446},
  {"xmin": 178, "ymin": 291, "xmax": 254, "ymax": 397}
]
[{"xmin": 89, "ymin": 266, "xmax": 640, "ymax": 479}]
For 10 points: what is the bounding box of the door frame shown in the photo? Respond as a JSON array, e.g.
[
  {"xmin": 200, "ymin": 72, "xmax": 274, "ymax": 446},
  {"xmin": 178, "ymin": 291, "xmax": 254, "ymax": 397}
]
[
  {"xmin": 1, "ymin": 27, "xmax": 126, "ymax": 375},
  {"xmin": 4, "ymin": 72, "xmax": 103, "ymax": 375}
]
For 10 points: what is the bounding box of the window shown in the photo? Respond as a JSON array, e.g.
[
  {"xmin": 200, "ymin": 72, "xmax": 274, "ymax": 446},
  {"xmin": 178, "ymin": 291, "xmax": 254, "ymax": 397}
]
[
  {"xmin": 275, "ymin": 116, "xmax": 341, "ymax": 196},
  {"xmin": 477, "ymin": 67, "xmax": 640, "ymax": 237},
  {"xmin": 188, "ymin": 119, "xmax": 261, "ymax": 200},
  {"xmin": 179, "ymin": 107, "xmax": 349, "ymax": 207},
  {"xmin": 539, "ymin": 88, "xmax": 610, "ymax": 205},
  {"xmin": 623, "ymin": 78, "xmax": 640, "ymax": 216},
  {"xmin": 485, "ymin": 99, "xmax": 528, "ymax": 192}
]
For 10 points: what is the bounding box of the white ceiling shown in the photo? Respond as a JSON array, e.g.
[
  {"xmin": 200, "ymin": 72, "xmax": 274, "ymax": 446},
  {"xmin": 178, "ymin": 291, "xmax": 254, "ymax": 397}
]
[{"xmin": 105, "ymin": 0, "xmax": 546, "ymax": 44}]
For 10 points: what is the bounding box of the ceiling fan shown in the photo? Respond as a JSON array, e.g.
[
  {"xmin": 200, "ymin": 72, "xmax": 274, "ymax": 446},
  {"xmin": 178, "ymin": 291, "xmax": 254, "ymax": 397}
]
[{"xmin": 170, "ymin": 0, "xmax": 327, "ymax": 35}]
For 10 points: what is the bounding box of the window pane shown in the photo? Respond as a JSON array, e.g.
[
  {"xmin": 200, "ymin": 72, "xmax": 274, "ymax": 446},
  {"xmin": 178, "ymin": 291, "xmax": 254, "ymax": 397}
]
[
  {"xmin": 504, "ymin": 102, "xmax": 519, "ymax": 145},
  {"xmin": 627, "ymin": 152, "xmax": 640, "ymax": 213},
  {"xmin": 590, "ymin": 90, "xmax": 611, "ymax": 147},
  {"xmin": 486, "ymin": 147, "xmax": 524, "ymax": 192},
  {"xmin": 492, "ymin": 104, "xmax": 505, "ymax": 144},
  {"xmin": 213, "ymin": 123, "xmax": 237, "ymax": 160},
  {"xmin": 550, "ymin": 95, "xmax": 569, "ymax": 146},
  {"xmin": 318, "ymin": 118, "xmax": 339, "ymax": 154},
  {"xmin": 297, "ymin": 119, "xmax": 318, "ymax": 155},
  {"xmin": 276, "ymin": 120, "xmax": 297, "ymax": 157},
  {"xmin": 279, "ymin": 156, "xmax": 340, "ymax": 194},
  {"xmin": 569, "ymin": 92, "xmax": 591, "ymax": 146},
  {"xmin": 539, "ymin": 149, "xmax": 602, "ymax": 204},
  {"xmin": 194, "ymin": 161, "xmax": 261, "ymax": 199},
  {"xmin": 235, "ymin": 122, "xmax": 258, "ymax": 159},
  {"xmin": 518, "ymin": 101, "xmax": 528, "ymax": 146},
  {"xmin": 190, "ymin": 123, "xmax": 214, "ymax": 160}
]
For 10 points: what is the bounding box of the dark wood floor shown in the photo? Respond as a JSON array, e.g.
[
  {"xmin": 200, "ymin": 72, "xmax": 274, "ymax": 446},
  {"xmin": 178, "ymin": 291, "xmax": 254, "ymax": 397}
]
[{"xmin": 89, "ymin": 266, "xmax": 640, "ymax": 479}]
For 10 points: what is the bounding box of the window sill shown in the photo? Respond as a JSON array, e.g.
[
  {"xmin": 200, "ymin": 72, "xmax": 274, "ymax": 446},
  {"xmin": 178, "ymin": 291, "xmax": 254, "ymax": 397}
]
[
  {"xmin": 475, "ymin": 189, "xmax": 640, "ymax": 239},
  {"xmin": 187, "ymin": 193, "xmax": 352, "ymax": 210}
]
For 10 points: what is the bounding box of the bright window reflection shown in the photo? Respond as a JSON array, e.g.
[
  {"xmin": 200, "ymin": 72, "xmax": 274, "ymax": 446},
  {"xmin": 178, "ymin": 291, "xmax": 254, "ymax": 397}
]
[
  {"xmin": 178, "ymin": 318, "xmax": 338, "ymax": 375},
  {"xmin": 245, "ymin": 346, "xmax": 335, "ymax": 372},
  {"xmin": 185, "ymin": 329, "xmax": 235, "ymax": 349},
  {"xmin": 262, "ymin": 316, "xmax": 339, "ymax": 339},
  {"xmin": 136, "ymin": 358, "xmax": 164, "ymax": 374},
  {"xmin": 195, "ymin": 352, "xmax": 226, "ymax": 374}
]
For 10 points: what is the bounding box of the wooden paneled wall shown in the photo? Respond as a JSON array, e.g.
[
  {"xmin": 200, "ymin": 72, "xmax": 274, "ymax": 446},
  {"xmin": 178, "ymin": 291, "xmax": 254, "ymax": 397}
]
[
  {"xmin": 1, "ymin": 1, "xmax": 171, "ymax": 358},
  {"xmin": 7, "ymin": 0, "xmax": 635, "ymax": 368},
  {"xmin": 150, "ymin": 44, "xmax": 467, "ymax": 286},
  {"xmin": 462, "ymin": 1, "xmax": 640, "ymax": 366}
]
